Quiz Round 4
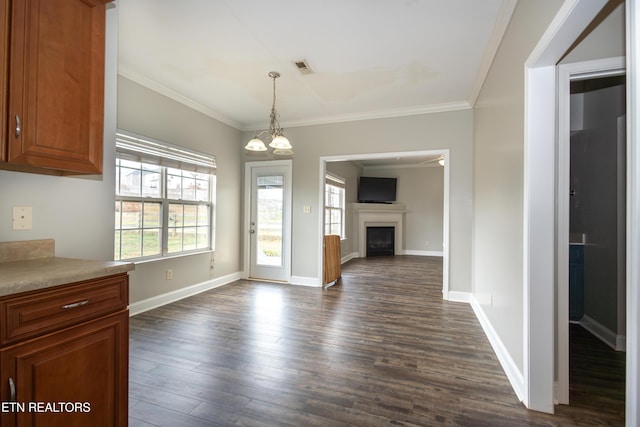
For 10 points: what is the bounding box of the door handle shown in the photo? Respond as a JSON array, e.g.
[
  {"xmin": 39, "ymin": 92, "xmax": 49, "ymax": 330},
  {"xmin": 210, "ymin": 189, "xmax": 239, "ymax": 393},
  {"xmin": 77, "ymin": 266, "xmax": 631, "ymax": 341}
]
[
  {"xmin": 62, "ymin": 299, "xmax": 90, "ymax": 310},
  {"xmin": 15, "ymin": 114, "xmax": 21, "ymax": 138},
  {"xmin": 8, "ymin": 378, "xmax": 16, "ymax": 401},
  {"xmin": 250, "ymin": 229, "xmax": 256, "ymax": 234}
]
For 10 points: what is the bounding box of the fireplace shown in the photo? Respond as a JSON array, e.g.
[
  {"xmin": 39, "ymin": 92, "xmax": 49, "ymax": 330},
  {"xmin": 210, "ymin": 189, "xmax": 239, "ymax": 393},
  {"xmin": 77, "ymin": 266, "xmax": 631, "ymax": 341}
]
[
  {"xmin": 366, "ymin": 226, "xmax": 395, "ymax": 257},
  {"xmin": 353, "ymin": 203, "xmax": 405, "ymax": 258}
]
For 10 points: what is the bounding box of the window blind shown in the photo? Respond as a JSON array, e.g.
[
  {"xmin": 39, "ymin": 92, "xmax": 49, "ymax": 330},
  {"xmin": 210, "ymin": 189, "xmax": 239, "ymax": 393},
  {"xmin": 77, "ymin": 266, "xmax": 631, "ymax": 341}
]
[
  {"xmin": 325, "ymin": 174, "xmax": 345, "ymax": 188},
  {"xmin": 115, "ymin": 129, "xmax": 216, "ymax": 174}
]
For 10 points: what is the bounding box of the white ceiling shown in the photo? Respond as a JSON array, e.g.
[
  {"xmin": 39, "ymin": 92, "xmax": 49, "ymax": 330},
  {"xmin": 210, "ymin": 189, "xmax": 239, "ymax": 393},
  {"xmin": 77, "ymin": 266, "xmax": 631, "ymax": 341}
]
[{"xmin": 118, "ymin": 0, "xmax": 516, "ymax": 132}]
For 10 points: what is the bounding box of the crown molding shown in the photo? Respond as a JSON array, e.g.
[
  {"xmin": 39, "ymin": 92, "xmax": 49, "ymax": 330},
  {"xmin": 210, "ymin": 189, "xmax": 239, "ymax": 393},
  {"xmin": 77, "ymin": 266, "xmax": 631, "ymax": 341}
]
[
  {"xmin": 469, "ymin": 0, "xmax": 518, "ymax": 107},
  {"xmin": 243, "ymin": 101, "xmax": 472, "ymax": 131}
]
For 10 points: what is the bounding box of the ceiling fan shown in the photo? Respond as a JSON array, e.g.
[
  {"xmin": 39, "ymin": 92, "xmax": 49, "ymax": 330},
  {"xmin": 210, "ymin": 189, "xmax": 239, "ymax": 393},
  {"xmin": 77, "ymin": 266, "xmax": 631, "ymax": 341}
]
[{"xmin": 420, "ymin": 155, "xmax": 445, "ymax": 167}]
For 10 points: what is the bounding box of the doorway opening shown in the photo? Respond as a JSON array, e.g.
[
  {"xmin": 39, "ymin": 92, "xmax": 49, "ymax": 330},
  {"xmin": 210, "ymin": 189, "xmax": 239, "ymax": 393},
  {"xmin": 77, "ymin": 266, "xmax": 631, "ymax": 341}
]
[
  {"xmin": 557, "ymin": 58, "xmax": 626, "ymax": 410},
  {"xmin": 318, "ymin": 149, "xmax": 450, "ymax": 297}
]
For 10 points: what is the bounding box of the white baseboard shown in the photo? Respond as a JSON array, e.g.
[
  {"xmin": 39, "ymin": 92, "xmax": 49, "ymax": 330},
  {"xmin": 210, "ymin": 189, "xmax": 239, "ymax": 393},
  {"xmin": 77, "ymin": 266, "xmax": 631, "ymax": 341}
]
[
  {"xmin": 580, "ymin": 315, "xmax": 626, "ymax": 352},
  {"xmin": 446, "ymin": 291, "xmax": 472, "ymax": 303},
  {"xmin": 341, "ymin": 252, "xmax": 360, "ymax": 264},
  {"xmin": 129, "ymin": 272, "xmax": 241, "ymax": 316},
  {"xmin": 290, "ymin": 275, "xmax": 322, "ymax": 287},
  {"xmin": 469, "ymin": 296, "xmax": 525, "ymax": 402},
  {"xmin": 403, "ymin": 250, "xmax": 444, "ymax": 257}
]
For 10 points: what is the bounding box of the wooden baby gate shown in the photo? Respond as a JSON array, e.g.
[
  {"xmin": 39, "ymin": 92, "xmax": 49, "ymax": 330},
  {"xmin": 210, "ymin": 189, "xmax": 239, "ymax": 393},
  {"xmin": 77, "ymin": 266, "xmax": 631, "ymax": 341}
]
[{"xmin": 323, "ymin": 235, "xmax": 341, "ymax": 285}]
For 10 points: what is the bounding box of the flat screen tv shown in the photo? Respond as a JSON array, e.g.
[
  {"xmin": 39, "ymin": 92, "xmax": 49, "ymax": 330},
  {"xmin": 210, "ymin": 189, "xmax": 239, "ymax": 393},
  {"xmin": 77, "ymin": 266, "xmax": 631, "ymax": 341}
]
[{"xmin": 358, "ymin": 176, "xmax": 397, "ymax": 203}]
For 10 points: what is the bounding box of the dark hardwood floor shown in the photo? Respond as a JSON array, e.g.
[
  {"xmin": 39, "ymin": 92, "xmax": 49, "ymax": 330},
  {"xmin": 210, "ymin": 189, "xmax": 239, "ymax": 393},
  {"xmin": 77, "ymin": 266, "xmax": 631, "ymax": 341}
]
[
  {"xmin": 129, "ymin": 256, "xmax": 625, "ymax": 426},
  {"xmin": 564, "ymin": 323, "xmax": 625, "ymax": 422}
]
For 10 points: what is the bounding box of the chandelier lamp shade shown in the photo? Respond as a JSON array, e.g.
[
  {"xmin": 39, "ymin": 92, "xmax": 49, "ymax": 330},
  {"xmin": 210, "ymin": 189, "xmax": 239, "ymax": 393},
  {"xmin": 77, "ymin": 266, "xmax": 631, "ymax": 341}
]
[{"xmin": 244, "ymin": 71, "xmax": 293, "ymax": 155}]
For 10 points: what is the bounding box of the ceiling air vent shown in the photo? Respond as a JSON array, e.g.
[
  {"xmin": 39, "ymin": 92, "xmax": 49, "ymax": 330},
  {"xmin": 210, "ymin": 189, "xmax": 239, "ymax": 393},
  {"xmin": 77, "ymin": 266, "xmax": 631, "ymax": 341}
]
[{"xmin": 293, "ymin": 59, "xmax": 313, "ymax": 75}]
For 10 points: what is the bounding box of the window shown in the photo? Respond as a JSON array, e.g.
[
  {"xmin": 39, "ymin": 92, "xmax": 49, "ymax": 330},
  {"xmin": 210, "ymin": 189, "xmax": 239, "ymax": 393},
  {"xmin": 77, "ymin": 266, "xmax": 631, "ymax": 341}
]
[
  {"xmin": 324, "ymin": 174, "xmax": 345, "ymax": 238},
  {"xmin": 114, "ymin": 130, "xmax": 216, "ymax": 261}
]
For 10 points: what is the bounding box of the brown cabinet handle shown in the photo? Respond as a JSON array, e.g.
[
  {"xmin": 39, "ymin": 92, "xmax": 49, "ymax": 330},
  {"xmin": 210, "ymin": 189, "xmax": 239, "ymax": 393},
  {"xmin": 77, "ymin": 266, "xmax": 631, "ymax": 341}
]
[
  {"xmin": 9, "ymin": 378, "xmax": 16, "ymax": 401},
  {"xmin": 62, "ymin": 299, "xmax": 90, "ymax": 309},
  {"xmin": 15, "ymin": 114, "xmax": 21, "ymax": 138}
]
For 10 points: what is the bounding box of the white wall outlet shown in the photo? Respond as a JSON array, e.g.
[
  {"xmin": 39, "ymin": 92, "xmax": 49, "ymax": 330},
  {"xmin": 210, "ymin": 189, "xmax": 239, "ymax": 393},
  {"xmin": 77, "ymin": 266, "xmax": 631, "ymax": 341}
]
[
  {"xmin": 303, "ymin": 205, "xmax": 311, "ymax": 214},
  {"xmin": 13, "ymin": 206, "xmax": 33, "ymax": 230},
  {"xmin": 166, "ymin": 270, "xmax": 173, "ymax": 280}
]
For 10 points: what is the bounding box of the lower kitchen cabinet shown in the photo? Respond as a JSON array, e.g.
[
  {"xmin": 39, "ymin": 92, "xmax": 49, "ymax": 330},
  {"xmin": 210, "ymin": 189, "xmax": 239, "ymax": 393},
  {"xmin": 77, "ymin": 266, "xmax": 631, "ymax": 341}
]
[
  {"xmin": 569, "ymin": 244, "xmax": 584, "ymax": 322},
  {"xmin": 0, "ymin": 274, "xmax": 129, "ymax": 426}
]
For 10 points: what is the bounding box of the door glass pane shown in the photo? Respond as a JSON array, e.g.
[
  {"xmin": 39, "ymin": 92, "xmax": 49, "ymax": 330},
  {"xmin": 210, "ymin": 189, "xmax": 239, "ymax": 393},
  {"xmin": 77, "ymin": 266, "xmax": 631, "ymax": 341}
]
[{"xmin": 256, "ymin": 175, "xmax": 283, "ymax": 267}]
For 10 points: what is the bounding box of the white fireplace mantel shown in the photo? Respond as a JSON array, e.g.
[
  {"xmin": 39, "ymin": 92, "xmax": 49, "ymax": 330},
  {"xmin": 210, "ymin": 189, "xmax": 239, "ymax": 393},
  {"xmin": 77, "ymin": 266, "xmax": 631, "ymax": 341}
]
[{"xmin": 352, "ymin": 203, "xmax": 406, "ymax": 257}]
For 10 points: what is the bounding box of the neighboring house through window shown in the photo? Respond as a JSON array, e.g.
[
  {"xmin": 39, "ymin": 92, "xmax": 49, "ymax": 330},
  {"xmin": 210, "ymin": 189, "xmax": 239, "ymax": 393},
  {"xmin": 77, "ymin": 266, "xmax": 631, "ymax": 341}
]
[
  {"xmin": 114, "ymin": 130, "xmax": 216, "ymax": 261},
  {"xmin": 324, "ymin": 174, "xmax": 345, "ymax": 238}
]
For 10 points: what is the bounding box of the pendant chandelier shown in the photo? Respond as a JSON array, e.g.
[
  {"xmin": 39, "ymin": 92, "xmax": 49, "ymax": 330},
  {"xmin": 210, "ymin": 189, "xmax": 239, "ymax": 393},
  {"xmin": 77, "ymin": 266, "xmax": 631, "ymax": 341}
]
[{"xmin": 244, "ymin": 71, "xmax": 293, "ymax": 155}]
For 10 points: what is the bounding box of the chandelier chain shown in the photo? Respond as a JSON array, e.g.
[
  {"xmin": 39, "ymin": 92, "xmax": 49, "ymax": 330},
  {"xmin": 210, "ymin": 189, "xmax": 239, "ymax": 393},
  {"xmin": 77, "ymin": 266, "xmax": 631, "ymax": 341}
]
[
  {"xmin": 244, "ymin": 71, "xmax": 292, "ymax": 154},
  {"xmin": 270, "ymin": 73, "xmax": 282, "ymax": 137}
]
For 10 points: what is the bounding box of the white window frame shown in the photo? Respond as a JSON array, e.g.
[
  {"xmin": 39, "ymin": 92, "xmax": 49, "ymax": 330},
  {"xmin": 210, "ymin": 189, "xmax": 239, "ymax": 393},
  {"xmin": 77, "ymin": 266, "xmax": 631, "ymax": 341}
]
[
  {"xmin": 324, "ymin": 173, "xmax": 345, "ymax": 238},
  {"xmin": 114, "ymin": 130, "xmax": 216, "ymax": 261}
]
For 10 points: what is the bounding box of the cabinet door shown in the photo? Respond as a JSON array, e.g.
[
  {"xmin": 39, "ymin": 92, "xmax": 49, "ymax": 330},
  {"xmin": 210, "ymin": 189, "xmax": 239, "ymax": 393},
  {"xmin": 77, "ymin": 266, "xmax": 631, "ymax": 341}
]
[
  {"xmin": 7, "ymin": 0, "xmax": 108, "ymax": 174},
  {"xmin": 569, "ymin": 245, "xmax": 585, "ymax": 321},
  {"xmin": 0, "ymin": 310, "xmax": 128, "ymax": 427}
]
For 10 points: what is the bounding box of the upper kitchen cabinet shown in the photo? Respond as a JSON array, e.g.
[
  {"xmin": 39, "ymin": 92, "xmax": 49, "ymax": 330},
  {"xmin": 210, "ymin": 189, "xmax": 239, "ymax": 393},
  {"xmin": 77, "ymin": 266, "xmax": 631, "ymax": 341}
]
[{"xmin": 2, "ymin": 0, "xmax": 112, "ymax": 175}]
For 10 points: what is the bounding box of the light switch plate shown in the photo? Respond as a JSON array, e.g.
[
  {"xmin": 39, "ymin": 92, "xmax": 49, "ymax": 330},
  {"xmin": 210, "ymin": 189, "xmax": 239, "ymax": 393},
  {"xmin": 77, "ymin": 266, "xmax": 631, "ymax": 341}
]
[{"xmin": 13, "ymin": 206, "xmax": 33, "ymax": 230}]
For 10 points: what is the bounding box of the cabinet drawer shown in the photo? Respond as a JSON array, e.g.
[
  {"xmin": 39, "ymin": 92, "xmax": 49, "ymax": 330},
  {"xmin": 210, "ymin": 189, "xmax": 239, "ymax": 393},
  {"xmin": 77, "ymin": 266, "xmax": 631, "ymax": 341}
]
[{"xmin": 0, "ymin": 274, "xmax": 128, "ymax": 345}]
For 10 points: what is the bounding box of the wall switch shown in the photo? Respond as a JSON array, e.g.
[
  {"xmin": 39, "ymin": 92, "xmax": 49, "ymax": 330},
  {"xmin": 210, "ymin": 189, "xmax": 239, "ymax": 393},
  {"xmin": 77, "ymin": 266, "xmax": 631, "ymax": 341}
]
[
  {"xmin": 166, "ymin": 270, "xmax": 173, "ymax": 280},
  {"xmin": 303, "ymin": 205, "xmax": 311, "ymax": 214},
  {"xmin": 13, "ymin": 206, "xmax": 33, "ymax": 230}
]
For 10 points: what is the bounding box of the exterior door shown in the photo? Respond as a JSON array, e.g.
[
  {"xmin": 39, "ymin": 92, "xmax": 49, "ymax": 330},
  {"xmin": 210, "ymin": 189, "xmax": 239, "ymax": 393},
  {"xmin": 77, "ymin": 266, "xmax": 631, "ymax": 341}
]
[{"xmin": 246, "ymin": 161, "xmax": 292, "ymax": 282}]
